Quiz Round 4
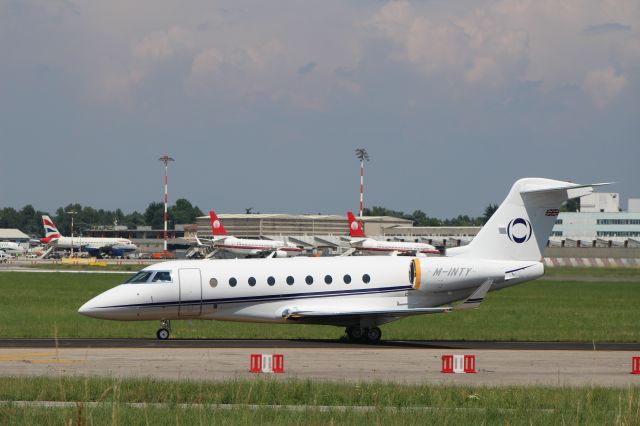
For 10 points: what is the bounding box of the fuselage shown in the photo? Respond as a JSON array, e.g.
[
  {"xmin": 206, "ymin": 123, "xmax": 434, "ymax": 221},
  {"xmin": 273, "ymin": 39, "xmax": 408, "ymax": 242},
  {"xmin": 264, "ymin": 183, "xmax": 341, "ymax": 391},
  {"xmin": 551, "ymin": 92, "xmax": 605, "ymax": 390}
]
[
  {"xmin": 49, "ymin": 236, "xmax": 137, "ymax": 252},
  {"xmin": 79, "ymin": 256, "xmax": 543, "ymax": 326},
  {"xmin": 0, "ymin": 242, "xmax": 25, "ymax": 254},
  {"xmin": 351, "ymin": 238, "xmax": 439, "ymax": 255},
  {"xmin": 214, "ymin": 236, "xmax": 302, "ymax": 257}
]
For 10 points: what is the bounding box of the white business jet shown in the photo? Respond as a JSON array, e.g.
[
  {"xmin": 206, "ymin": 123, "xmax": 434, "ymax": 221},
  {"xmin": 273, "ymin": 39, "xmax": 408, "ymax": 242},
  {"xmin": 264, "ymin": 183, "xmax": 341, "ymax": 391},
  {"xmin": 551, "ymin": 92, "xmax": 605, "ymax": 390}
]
[
  {"xmin": 347, "ymin": 211, "xmax": 440, "ymax": 256},
  {"xmin": 79, "ymin": 178, "xmax": 608, "ymax": 342}
]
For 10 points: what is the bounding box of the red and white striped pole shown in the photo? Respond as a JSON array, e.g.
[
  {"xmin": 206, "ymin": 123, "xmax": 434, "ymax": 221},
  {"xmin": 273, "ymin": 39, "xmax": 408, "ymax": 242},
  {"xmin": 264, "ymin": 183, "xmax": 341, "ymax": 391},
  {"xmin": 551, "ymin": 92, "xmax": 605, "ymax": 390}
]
[
  {"xmin": 158, "ymin": 154, "xmax": 175, "ymax": 254},
  {"xmin": 354, "ymin": 148, "xmax": 369, "ymax": 220},
  {"xmin": 359, "ymin": 159, "xmax": 364, "ymax": 219}
]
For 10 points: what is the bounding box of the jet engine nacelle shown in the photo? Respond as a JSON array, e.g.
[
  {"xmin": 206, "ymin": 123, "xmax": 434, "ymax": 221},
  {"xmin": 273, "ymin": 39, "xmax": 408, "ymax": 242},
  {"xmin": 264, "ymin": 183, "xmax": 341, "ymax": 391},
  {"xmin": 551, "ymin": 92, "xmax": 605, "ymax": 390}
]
[
  {"xmin": 272, "ymin": 250, "xmax": 288, "ymax": 258},
  {"xmin": 409, "ymin": 257, "xmax": 506, "ymax": 293},
  {"xmin": 409, "ymin": 257, "xmax": 545, "ymax": 293}
]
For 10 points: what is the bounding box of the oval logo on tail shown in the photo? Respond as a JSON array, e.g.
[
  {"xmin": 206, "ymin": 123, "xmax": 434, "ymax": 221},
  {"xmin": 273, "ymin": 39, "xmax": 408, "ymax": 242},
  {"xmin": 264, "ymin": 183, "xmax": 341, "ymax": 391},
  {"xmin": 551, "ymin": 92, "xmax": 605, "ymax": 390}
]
[
  {"xmin": 213, "ymin": 220, "xmax": 221, "ymax": 229},
  {"xmin": 507, "ymin": 218, "xmax": 532, "ymax": 243}
]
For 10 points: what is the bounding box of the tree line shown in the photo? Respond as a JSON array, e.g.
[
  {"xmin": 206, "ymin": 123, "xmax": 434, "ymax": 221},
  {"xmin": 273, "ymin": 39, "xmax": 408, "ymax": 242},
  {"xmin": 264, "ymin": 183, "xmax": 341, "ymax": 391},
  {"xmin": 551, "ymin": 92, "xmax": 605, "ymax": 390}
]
[{"xmin": 0, "ymin": 199, "xmax": 204, "ymax": 237}]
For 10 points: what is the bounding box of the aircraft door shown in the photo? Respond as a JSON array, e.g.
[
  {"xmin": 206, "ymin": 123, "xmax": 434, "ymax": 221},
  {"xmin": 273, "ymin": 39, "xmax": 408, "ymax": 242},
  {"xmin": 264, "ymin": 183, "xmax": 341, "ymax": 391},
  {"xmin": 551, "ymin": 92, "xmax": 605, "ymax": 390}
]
[{"xmin": 178, "ymin": 268, "xmax": 202, "ymax": 317}]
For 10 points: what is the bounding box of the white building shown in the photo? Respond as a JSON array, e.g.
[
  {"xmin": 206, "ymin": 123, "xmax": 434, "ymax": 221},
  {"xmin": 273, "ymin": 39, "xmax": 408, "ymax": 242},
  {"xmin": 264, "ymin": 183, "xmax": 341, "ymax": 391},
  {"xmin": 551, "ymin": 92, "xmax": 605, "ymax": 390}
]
[
  {"xmin": 552, "ymin": 212, "xmax": 640, "ymax": 239},
  {"xmin": 579, "ymin": 192, "xmax": 620, "ymax": 213}
]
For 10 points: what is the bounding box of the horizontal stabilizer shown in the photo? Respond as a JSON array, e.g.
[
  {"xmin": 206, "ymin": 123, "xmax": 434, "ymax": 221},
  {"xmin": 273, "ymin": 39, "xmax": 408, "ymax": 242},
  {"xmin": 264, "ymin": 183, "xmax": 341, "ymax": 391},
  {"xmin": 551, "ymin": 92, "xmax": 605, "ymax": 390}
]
[
  {"xmin": 520, "ymin": 182, "xmax": 613, "ymax": 194},
  {"xmin": 453, "ymin": 279, "xmax": 493, "ymax": 311}
]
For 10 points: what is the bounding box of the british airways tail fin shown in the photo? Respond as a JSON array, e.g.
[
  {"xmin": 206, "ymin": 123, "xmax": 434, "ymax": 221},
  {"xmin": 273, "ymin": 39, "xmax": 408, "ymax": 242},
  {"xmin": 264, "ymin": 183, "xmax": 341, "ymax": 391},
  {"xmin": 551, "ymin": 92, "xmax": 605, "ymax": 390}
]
[
  {"xmin": 41, "ymin": 215, "xmax": 62, "ymax": 242},
  {"xmin": 447, "ymin": 178, "xmax": 612, "ymax": 261},
  {"xmin": 209, "ymin": 211, "xmax": 228, "ymax": 236},
  {"xmin": 347, "ymin": 211, "xmax": 366, "ymax": 237}
]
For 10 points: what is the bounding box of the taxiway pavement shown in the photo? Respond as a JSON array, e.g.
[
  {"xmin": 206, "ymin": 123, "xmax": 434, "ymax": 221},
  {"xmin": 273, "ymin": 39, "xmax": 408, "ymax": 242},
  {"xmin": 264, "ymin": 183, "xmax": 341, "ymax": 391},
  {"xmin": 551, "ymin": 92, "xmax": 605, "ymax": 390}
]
[{"xmin": 1, "ymin": 340, "xmax": 639, "ymax": 387}]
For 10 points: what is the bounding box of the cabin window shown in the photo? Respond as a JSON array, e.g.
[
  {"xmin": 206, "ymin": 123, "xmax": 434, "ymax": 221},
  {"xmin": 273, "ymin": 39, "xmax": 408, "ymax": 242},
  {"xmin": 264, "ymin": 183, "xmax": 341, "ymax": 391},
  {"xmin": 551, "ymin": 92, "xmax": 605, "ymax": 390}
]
[
  {"xmin": 305, "ymin": 275, "xmax": 313, "ymax": 285},
  {"xmin": 125, "ymin": 271, "xmax": 153, "ymax": 284},
  {"xmin": 324, "ymin": 275, "xmax": 332, "ymax": 284},
  {"xmin": 343, "ymin": 274, "xmax": 351, "ymax": 284},
  {"xmin": 267, "ymin": 276, "xmax": 276, "ymax": 286},
  {"xmin": 286, "ymin": 276, "xmax": 294, "ymax": 285},
  {"xmin": 248, "ymin": 277, "xmax": 256, "ymax": 287},
  {"xmin": 362, "ymin": 274, "xmax": 371, "ymax": 284},
  {"xmin": 151, "ymin": 271, "xmax": 172, "ymax": 283},
  {"xmin": 209, "ymin": 278, "xmax": 218, "ymax": 288},
  {"xmin": 229, "ymin": 277, "xmax": 237, "ymax": 287}
]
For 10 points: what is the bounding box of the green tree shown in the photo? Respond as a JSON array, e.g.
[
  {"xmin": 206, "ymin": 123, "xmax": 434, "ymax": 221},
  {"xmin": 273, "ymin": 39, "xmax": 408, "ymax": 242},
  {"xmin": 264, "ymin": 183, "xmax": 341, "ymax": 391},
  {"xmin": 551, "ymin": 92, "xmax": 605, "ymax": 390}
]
[
  {"xmin": 562, "ymin": 198, "xmax": 580, "ymax": 212},
  {"xmin": 170, "ymin": 198, "xmax": 204, "ymax": 225},
  {"xmin": 144, "ymin": 202, "xmax": 170, "ymax": 229},
  {"xmin": 481, "ymin": 203, "xmax": 499, "ymax": 225}
]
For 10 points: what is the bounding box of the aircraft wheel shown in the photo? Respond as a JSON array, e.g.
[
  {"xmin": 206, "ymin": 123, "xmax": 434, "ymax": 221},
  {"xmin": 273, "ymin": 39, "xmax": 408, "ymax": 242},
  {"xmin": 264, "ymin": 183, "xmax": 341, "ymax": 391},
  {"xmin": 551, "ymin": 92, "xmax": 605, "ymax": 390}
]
[
  {"xmin": 365, "ymin": 327, "xmax": 382, "ymax": 343},
  {"xmin": 346, "ymin": 326, "xmax": 364, "ymax": 341},
  {"xmin": 156, "ymin": 328, "xmax": 170, "ymax": 340}
]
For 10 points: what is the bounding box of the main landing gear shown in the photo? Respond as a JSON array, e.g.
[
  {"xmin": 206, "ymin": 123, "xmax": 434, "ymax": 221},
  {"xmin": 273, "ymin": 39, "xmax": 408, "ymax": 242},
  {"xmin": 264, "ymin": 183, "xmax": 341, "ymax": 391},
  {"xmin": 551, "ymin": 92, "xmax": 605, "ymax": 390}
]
[
  {"xmin": 156, "ymin": 320, "xmax": 171, "ymax": 340},
  {"xmin": 346, "ymin": 326, "xmax": 382, "ymax": 343}
]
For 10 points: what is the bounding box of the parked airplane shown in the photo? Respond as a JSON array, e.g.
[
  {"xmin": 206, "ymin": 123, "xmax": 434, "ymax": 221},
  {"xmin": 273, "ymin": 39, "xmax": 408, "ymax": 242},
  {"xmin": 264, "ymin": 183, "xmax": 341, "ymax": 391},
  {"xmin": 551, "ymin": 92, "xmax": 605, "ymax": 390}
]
[
  {"xmin": 41, "ymin": 215, "xmax": 137, "ymax": 258},
  {"xmin": 79, "ymin": 178, "xmax": 608, "ymax": 342},
  {"xmin": 0, "ymin": 241, "xmax": 25, "ymax": 254},
  {"xmin": 347, "ymin": 211, "xmax": 440, "ymax": 256},
  {"xmin": 199, "ymin": 211, "xmax": 303, "ymax": 258}
]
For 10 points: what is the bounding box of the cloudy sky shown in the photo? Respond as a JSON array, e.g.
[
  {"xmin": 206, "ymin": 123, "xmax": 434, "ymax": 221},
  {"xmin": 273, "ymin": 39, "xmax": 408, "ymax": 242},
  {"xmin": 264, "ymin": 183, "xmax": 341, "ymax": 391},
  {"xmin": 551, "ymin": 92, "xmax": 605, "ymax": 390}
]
[{"xmin": 1, "ymin": 0, "xmax": 638, "ymax": 218}]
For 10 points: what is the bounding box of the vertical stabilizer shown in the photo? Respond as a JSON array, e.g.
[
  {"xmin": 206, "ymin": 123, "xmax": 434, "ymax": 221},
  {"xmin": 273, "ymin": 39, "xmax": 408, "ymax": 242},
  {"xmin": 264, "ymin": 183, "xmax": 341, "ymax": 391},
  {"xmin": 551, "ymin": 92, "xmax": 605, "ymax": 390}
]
[
  {"xmin": 41, "ymin": 215, "xmax": 62, "ymax": 242},
  {"xmin": 209, "ymin": 211, "xmax": 228, "ymax": 236},
  {"xmin": 448, "ymin": 178, "xmax": 611, "ymax": 261},
  {"xmin": 347, "ymin": 211, "xmax": 366, "ymax": 237}
]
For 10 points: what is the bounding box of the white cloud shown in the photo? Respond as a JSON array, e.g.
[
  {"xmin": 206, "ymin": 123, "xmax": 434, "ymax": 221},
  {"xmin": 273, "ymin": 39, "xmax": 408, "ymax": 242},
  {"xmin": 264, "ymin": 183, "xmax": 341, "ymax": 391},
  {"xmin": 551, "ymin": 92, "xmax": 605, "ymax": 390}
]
[
  {"xmin": 133, "ymin": 26, "xmax": 194, "ymax": 60},
  {"xmin": 367, "ymin": 0, "xmax": 640, "ymax": 106},
  {"xmin": 582, "ymin": 67, "xmax": 627, "ymax": 108}
]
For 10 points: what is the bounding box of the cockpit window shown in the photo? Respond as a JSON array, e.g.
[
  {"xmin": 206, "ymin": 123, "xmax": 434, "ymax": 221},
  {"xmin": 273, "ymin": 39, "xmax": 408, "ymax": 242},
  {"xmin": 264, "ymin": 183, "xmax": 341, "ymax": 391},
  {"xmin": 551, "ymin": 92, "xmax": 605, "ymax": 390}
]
[
  {"xmin": 125, "ymin": 271, "xmax": 153, "ymax": 284},
  {"xmin": 124, "ymin": 270, "xmax": 172, "ymax": 284},
  {"xmin": 152, "ymin": 271, "xmax": 172, "ymax": 282}
]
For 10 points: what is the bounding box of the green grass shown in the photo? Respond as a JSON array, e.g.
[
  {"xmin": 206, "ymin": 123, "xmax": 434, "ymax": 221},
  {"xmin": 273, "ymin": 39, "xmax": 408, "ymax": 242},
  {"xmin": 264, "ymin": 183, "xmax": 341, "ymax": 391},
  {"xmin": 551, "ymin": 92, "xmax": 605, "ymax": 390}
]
[
  {"xmin": 0, "ymin": 271, "xmax": 639, "ymax": 341},
  {"xmin": 0, "ymin": 376, "xmax": 639, "ymax": 425},
  {"xmin": 544, "ymin": 266, "xmax": 640, "ymax": 278}
]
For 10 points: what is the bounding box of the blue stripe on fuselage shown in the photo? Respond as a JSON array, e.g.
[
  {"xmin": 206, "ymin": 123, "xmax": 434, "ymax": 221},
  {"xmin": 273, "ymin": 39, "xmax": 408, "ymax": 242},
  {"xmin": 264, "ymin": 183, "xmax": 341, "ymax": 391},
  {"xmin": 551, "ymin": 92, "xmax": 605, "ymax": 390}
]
[{"xmin": 98, "ymin": 285, "xmax": 414, "ymax": 310}]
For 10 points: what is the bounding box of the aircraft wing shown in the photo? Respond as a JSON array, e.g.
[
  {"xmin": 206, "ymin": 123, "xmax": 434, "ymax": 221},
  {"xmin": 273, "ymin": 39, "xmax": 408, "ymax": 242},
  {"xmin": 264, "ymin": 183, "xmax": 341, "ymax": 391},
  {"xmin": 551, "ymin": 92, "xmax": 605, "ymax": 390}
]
[
  {"xmin": 283, "ymin": 279, "xmax": 493, "ymax": 322},
  {"xmin": 452, "ymin": 279, "xmax": 493, "ymax": 310},
  {"xmin": 282, "ymin": 306, "xmax": 452, "ymax": 322}
]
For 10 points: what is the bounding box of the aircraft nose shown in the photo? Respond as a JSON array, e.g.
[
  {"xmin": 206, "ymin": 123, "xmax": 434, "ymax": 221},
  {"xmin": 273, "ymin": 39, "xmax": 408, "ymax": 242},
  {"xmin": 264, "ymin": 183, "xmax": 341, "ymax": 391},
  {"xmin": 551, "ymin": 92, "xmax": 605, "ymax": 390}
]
[{"xmin": 78, "ymin": 298, "xmax": 99, "ymax": 318}]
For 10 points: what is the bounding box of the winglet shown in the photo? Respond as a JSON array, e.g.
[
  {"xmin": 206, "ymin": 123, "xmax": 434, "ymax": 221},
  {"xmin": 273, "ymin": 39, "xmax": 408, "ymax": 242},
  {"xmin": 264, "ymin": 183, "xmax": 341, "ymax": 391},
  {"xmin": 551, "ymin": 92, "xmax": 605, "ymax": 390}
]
[
  {"xmin": 454, "ymin": 279, "xmax": 493, "ymax": 310},
  {"xmin": 347, "ymin": 211, "xmax": 366, "ymax": 237},
  {"xmin": 209, "ymin": 211, "xmax": 228, "ymax": 236}
]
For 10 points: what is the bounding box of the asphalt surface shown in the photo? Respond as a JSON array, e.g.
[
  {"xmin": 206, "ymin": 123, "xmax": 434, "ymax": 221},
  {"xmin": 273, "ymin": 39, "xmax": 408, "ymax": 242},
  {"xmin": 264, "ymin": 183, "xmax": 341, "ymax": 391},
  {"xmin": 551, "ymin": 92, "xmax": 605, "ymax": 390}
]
[{"xmin": 1, "ymin": 338, "xmax": 638, "ymax": 351}]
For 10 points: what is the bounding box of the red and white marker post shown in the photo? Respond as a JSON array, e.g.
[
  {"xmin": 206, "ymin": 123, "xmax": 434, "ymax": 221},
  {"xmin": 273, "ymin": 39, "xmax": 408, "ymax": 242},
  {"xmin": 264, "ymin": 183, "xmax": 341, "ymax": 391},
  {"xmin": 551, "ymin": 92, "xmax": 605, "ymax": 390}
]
[
  {"xmin": 250, "ymin": 354, "xmax": 285, "ymax": 374},
  {"xmin": 441, "ymin": 354, "xmax": 477, "ymax": 374}
]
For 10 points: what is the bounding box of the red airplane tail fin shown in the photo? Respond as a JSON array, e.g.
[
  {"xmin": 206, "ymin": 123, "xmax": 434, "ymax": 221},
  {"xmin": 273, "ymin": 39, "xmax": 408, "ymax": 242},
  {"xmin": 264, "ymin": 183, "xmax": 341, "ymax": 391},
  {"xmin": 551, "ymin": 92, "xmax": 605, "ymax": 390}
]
[
  {"xmin": 347, "ymin": 211, "xmax": 366, "ymax": 237},
  {"xmin": 209, "ymin": 211, "xmax": 228, "ymax": 236}
]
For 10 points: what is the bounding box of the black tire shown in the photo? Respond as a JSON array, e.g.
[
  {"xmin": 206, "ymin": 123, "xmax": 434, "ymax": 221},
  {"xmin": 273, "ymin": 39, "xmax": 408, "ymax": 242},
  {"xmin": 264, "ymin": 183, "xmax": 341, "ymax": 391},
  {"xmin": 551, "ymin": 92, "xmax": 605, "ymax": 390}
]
[
  {"xmin": 365, "ymin": 327, "xmax": 382, "ymax": 343},
  {"xmin": 156, "ymin": 328, "xmax": 170, "ymax": 340}
]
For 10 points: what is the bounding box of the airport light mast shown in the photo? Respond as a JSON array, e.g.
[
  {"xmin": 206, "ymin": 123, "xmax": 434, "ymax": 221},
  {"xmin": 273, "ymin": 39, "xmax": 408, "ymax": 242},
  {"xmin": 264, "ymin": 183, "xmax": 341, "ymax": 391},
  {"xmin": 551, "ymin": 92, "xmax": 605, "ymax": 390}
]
[
  {"xmin": 158, "ymin": 154, "xmax": 175, "ymax": 254},
  {"xmin": 354, "ymin": 148, "xmax": 369, "ymax": 220},
  {"xmin": 67, "ymin": 209, "xmax": 77, "ymax": 257}
]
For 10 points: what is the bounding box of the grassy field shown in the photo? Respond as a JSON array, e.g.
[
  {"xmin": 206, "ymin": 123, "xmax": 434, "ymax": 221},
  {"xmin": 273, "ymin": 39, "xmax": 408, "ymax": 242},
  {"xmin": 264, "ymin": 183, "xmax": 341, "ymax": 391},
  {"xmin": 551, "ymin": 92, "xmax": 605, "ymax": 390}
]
[
  {"xmin": 0, "ymin": 270, "xmax": 639, "ymax": 341},
  {"xmin": 0, "ymin": 376, "xmax": 639, "ymax": 425}
]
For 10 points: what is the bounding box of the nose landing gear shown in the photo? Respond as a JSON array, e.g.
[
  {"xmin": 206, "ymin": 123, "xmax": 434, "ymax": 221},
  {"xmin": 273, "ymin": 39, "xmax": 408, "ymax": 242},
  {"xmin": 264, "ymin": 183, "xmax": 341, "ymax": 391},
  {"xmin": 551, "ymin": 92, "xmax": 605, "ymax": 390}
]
[
  {"xmin": 346, "ymin": 326, "xmax": 382, "ymax": 343},
  {"xmin": 156, "ymin": 319, "xmax": 171, "ymax": 340}
]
